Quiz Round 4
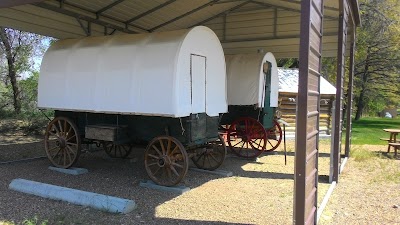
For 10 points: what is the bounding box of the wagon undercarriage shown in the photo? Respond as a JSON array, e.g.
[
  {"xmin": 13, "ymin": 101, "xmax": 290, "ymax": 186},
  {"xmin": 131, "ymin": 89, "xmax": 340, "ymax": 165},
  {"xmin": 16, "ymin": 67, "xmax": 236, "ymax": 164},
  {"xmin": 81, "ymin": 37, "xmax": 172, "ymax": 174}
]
[{"xmin": 44, "ymin": 111, "xmax": 226, "ymax": 186}]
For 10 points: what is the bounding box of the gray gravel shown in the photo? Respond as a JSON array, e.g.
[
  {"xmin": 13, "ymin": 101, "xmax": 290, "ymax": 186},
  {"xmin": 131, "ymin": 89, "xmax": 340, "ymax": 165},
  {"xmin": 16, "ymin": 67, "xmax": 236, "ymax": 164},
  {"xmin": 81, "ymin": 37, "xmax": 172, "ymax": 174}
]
[{"xmin": 0, "ymin": 141, "xmax": 309, "ymax": 225}]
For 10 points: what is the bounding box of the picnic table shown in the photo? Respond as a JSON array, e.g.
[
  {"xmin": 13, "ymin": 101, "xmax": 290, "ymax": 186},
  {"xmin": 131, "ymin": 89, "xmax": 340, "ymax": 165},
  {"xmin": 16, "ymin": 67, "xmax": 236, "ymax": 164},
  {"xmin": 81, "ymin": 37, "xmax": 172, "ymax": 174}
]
[{"xmin": 382, "ymin": 129, "xmax": 400, "ymax": 157}]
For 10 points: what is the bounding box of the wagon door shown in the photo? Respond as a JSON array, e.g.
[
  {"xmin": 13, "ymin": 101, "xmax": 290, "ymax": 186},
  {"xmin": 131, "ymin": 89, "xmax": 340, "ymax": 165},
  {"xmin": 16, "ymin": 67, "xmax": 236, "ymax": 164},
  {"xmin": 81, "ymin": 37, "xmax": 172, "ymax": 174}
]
[
  {"xmin": 190, "ymin": 54, "xmax": 207, "ymax": 142},
  {"xmin": 262, "ymin": 61, "xmax": 275, "ymax": 129}
]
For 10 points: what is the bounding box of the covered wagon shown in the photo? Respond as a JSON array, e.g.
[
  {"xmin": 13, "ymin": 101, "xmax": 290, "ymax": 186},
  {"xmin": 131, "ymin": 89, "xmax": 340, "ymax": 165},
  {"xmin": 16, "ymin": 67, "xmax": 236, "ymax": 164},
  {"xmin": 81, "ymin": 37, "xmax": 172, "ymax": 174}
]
[
  {"xmin": 38, "ymin": 26, "xmax": 227, "ymax": 186},
  {"xmin": 220, "ymin": 52, "xmax": 281, "ymax": 158}
]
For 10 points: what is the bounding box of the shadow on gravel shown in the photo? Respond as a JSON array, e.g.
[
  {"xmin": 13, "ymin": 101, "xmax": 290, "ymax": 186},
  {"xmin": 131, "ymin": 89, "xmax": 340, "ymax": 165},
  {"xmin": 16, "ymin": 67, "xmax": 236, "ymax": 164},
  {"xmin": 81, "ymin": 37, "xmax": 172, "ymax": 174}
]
[
  {"xmin": 263, "ymin": 150, "xmax": 331, "ymax": 158},
  {"xmin": 0, "ymin": 143, "xmax": 306, "ymax": 224},
  {"xmin": 378, "ymin": 151, "xmax": 400, "ymax": 160}
]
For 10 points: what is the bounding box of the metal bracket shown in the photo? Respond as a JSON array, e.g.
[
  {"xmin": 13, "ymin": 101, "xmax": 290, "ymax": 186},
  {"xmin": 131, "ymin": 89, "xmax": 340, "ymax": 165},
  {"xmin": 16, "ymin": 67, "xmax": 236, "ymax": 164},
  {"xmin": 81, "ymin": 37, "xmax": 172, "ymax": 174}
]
[
  {"xmin": 104, "ymin": 27, "xmax": 117, "ymax": 35},
  {"xmin": 76, "ymin": 18, "xmax": 91, "ymax": 36}
]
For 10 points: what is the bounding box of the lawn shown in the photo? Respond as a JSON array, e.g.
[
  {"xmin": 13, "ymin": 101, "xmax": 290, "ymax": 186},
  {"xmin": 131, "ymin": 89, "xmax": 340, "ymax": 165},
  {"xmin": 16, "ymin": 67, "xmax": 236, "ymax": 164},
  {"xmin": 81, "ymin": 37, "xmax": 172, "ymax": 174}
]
[{"xmin": 348, "ymin": 116, "xmax": 400, "ymax": 145}]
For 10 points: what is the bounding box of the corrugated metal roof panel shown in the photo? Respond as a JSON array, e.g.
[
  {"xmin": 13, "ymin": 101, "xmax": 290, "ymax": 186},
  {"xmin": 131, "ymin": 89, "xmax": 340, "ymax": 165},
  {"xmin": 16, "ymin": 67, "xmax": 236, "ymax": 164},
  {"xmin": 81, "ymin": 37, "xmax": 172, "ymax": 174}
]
[
  {"xmin": 0, "ymin": 0, "xmax": 353, "ymax": 57},
  {"xmin": 278, "ymin": 68, "xmax": 336, "ymax": 95}
]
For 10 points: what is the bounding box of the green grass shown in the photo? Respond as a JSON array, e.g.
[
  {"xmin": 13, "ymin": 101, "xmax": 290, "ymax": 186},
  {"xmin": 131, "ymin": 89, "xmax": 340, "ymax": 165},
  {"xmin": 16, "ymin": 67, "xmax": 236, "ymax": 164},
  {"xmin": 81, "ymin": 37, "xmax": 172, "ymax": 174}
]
[{"xmin": 347, "ymin": 116, "xmax": 400, "ymax": 145}]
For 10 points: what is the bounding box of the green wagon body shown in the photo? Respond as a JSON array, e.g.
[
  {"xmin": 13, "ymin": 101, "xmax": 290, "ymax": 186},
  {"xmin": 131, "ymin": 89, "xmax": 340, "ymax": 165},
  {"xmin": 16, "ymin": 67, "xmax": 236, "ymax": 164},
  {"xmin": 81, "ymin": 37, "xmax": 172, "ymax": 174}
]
[{"xmin": 55, "ymin": 110, "xmax": 220, "ymax": 148}]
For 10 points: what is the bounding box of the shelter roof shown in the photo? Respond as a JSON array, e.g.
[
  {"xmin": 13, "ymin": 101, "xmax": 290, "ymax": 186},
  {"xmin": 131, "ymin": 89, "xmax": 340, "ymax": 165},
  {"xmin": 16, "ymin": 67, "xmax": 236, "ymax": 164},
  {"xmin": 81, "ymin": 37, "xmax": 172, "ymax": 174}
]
[
  {"xmin": 278, "ymin": 68, "xmax": 336, "ymax": 95},
  {"xmin": 0, "ymin": 0, "xmax": 360, "ymax": 58}
]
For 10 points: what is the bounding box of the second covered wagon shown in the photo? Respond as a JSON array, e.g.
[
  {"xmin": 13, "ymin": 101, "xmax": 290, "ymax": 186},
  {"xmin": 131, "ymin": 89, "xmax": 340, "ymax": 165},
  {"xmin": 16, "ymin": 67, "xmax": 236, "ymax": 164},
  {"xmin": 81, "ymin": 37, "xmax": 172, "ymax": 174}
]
[
  {"xmin": 220, "ymin": 52, "xmax": 282, "ymax": 158},
  {"xmin": 38, "ymin": 26, "xmax": 227, "ymax": 186}
]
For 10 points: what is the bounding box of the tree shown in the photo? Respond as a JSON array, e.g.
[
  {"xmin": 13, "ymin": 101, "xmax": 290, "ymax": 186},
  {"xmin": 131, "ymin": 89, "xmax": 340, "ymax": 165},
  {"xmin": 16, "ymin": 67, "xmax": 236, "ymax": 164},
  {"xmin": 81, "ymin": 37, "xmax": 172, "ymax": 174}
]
[
  {"xmin": 0, "ymin": 27, "xmax": 47, "ymax": 114},
  {"xmin": 354, "ymin": 0, "xmax": 400, "ymax": 120}
]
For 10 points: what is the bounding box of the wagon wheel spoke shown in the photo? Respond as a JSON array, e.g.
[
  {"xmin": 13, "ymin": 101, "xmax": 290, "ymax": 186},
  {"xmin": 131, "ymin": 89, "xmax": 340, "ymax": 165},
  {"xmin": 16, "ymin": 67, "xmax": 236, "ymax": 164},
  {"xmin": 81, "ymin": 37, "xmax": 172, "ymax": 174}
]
[
  {"xmin": 192, "ymin": 135, "xmax": 226, "ymax": 170},
  {"xmin": 171, "ymin": 162, "xmax": 184, "ymax": 168},
  {"xmin": 206, "ymin": 155, "xmax": 213, "ymax": 168},
  {"xmin": 51, "ymin": 124, "xmax": 61, "ymax": 138},
  {"xmin": 66, "ymin": 142, "xmax": 78, "ymax": 146},
  {"xmin": 264, "ymin": 120, "xmax": 283, "ymax": 152},
  {"xmin": 65, "ymin": 146, "xmax": 73, "ymax": 164},
  {"xmin": 238, "ymin": 141, "xmax": 245, "ymax": 154},
  {"xmin": 57, "ymin": 150, "xmax": 63, "ymax": 165},
  {"xmin": 152, "ymin": 145, "xmax": 163, "ymax": 156},
  {"xmin": 51, "ymin": 147, "xmax": 63, "ymax": 159},
  {"xmin": 66, "ymin": 122, "xmax": 72, "ymax": 136},
  {"xmin": 48, "ymin": 145, "xmax": 59, "ymax": 153},
  {"xmin": 169, "ymin": 165, "xmax": 180, "ymax": 177},
  {"xmin": 227, "ymin": 117, "xmax": 266, "ymax": 158},
  {"xmin": 208, "ymin": 153, "xmax": 220, "ymax": 163},
  {"xmin": 145, "ymin": 136, "xmax": 188, "ymax": 186},
  {"xmin": 248, "ymin": 141, "xmax": 257, "ymax": 152},
  {"xmin": 147, "ymin": 162, "xmax": 158, "ymax": 167},
  {"xmin": 232, "ymin": 140, "xmax": 244, "ymax": 148},
  {"xmin": 166, "ymin": 167, "xmax": 173, "ymax": 180},
  {"xmin": 45, "ymin": 117, "xmax": 81, "ymax": 169},
  {"xmin": 58, "ymin": 120, "xmax": 65, "ymax": 136},
  {"xmin": 118, "ymin": 146, "xmax": 123, "ymax": 157},
  {"xmin": 66, "ymin": 134, "xmax": 76, "ymax": 142},
  {"xmin": 251, "ymin": 139, "xmax": 262, "ymax": 149},
  {"xmin": 66, "ymin": 145, "xmax": 77, "ymax": 158},
  {"xmin": 193, "ymin": 151, "xmax": 206, "ymax": 163},
  {"xmin": 152, "ymin": 166, "xmax": 161, "ymax": 176},
  {"xmin": 103, "ymin": 142, "xmax": 132, "ymax": 158},
  {"xmin": 166, "ymin": 139, "xmax": 172, "ymax": 155},
  {"xmin": 148, "ymin": 154, "xmax": 159, "ymax": 160},
  {"xmin": 159, "ymin": 139, "xmax": 166, "ymax": 155}
]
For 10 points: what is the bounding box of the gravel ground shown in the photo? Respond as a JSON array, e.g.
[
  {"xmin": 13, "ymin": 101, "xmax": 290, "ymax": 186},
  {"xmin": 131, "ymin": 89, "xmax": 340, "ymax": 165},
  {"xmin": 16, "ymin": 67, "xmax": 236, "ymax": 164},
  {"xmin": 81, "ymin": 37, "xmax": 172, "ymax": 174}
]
[
  {"xmin": 0, "ymin": 146, "xmax": 302, "ymax": 225},
  {"xmin": 0, "ymin": 122, "xmax": 398, "ymax": 225}
]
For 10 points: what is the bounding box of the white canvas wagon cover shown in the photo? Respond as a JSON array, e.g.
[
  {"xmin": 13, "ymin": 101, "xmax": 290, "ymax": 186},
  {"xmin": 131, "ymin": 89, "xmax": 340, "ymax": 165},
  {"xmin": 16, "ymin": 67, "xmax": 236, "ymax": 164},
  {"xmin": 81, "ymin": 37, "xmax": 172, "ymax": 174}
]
[
  {"xmin": 38, "ymin": 26, "xmax": 227, "ymax": 117},
  {"xmin": 225, "ymin": 53, "xmax": 279, "ymax": 108}
]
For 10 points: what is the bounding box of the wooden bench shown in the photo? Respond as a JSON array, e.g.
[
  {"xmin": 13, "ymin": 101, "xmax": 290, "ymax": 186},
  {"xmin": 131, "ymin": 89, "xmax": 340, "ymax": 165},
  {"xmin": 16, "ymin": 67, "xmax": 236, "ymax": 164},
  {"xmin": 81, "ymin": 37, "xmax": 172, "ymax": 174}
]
[
  {"xmin": 379, "ymin": 138, "xmax": 400, "ymax": 152},
  {"xmin": 379, "ymin": 138, "xmax": 392, "ymax": 142},
  {"xmin": 388, "ymin": 143, "xmax": 400, "ymax": 157},
  {"xmin": 379, "ymin": 138, "xmax": 400, "ymax": 142}
]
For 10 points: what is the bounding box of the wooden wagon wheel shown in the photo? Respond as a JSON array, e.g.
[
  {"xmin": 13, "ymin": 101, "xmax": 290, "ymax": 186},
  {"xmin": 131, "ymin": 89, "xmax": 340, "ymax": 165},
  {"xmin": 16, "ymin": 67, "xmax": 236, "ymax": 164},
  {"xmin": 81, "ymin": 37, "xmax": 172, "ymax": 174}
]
[
  {"xmin": 265, "ymin": 120, "xmax": 283, "ymax": 152},
  {"xmin": 192, "ymin": 135, "xmax": 226, "ymax": 171},
  {"xmin": 227, "ymin": 117, "xmax": 267, "ymax": 158},
  {"xmin": 144, "ymin": 136, "xmax": 189, "ymax": 186},
  {"xmin": 103, "ymin": 142, "xmax": 133, "ymax": 158},
  {"xmin": 44, "ymin": 116, "xmax": 81, "ymax": 168}
]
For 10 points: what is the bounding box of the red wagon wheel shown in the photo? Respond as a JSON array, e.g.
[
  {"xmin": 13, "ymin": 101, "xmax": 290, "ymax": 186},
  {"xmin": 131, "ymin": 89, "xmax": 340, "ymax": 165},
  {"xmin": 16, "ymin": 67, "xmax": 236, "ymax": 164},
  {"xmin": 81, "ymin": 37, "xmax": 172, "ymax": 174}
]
[
  {"xmin": 265, "ymin": 120, "xmax": 283, "ymax": 152},
  {"xmin": 44, "ymin": 117, "xmax": 81, "ymax": 168},
  {"xmin": 144, "ymin": 136, "xmax": 189, "ymax": 186},
  {"xmin": 103, "ymin": 142, "xmax": 133, "ymax": 158},
  {"xmin": 192, "ymin": 135, "xmax": 226, "ymax": 171},
  {"xmin": 227, "ymin": 117, "xmax": 267, "ymax": 158}
]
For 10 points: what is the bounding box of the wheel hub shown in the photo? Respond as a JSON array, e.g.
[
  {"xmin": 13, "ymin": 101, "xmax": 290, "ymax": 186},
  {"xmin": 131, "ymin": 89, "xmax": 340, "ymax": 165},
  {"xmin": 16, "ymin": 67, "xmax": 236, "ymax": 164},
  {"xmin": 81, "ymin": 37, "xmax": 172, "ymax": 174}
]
[
  {"xmin": 158, "ymin": 156, "xmax": 171, "ymax": 167},
  {"xmin": 56, "ymin": 138, "xmax": 66, "ymax": 148}
]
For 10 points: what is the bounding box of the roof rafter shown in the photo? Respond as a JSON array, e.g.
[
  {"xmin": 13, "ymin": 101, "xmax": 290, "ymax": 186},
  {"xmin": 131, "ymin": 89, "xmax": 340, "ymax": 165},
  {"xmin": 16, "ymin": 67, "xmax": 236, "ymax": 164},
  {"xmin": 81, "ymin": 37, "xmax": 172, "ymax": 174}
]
[
  {"xmin": 96, "ymin": 0, "xmax": 126, "ymax": 16},
  {"xmin": 251, "ymin": 0, "xmax": 337, "ymax": 20},
  {"xmin": 149, "ymin": 0, "xmax": 220, "ymax": 32},
  {"xmin": 53, "ymin": 0, "xmax": 149, "ymax": 32},
  {"xmin": 283, "ymin": 0, "xmax": 339, "ymax": 11},
  {"xmin": 251, "ymin": 0, "xmax": 301, "ymax": 14},
  {"xmin": 34, "ymin": 2, "xmax": 138, "ymax": 34},
  {"xmin": 191, "ymin": 0, "xmax": 251, "ymax": 27},
  {"xmin": 125, "ymin": 0, "xmax": 177, "ymax": 24}
]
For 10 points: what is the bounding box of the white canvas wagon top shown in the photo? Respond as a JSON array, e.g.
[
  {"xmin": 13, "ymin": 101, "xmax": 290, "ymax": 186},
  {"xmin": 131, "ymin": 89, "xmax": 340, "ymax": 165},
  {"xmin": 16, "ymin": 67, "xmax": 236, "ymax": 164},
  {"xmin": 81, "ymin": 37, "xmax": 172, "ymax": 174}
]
[
  {"xmin": 225, "ymin": 53, "xmax": 279, "ymax": 108},
  {"xmin": 38, "ymin": 26, "xmax": 227, "ymax": 117}
]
